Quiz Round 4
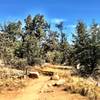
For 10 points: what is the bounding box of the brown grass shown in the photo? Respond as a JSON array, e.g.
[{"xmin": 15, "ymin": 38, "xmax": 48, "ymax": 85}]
[
  {"xmin": 0, "ymin": 67, "xmax": 27, "ymax": 93},
  {"xmin": 37, "ymin": 64, "xmax": 100, "ymax": 100},
  {"xmin": 0, "ymin": 64, "xmax": 100, "ymax": 100}
]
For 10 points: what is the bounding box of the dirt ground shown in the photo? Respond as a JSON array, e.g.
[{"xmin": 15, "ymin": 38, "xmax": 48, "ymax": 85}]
[
  {"xmin": 1, "ymin": 64, "xmax": 99, "ymax": 100},
  {"xmin": 0, "ymin": 76, "xmax": 88, "ymax": 100}
]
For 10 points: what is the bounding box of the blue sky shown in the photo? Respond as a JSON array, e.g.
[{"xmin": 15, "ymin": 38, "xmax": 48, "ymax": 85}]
[{"xmin": 0, "ymin": 0, "xmax": 100, "ymax": 41}]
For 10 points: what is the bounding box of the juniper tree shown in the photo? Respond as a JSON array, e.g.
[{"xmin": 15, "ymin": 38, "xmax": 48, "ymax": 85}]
[
  {"xmin": 20, "ymin": 14, "xmax": 49, "ymax": 65},
  {"xmin": 55, "ymin": 22, "xmax": 71, "ymax": 65},
  {"xmin": 73, "ymin": 21, "xmax": 98, "ymax": 75},
  {"xmin": 0, "ymin": 22, "xmax": 21, "ymax": 64},
  {"xmin": 90, "ymin": 22, "xmax": 100, "ymax": 68},
  {"xmin": 73, "ymin": 21, "xmax": 91, "ymax": 74}
]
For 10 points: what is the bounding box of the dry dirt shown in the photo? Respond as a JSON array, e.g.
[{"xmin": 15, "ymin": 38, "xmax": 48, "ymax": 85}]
[
  {"xmin": 1, "ymin": 64, "xmax": 99, "ymax": 100},
  {"xmin": 0, "ymin": 75, "xmax": 88, "ymax": 100}
]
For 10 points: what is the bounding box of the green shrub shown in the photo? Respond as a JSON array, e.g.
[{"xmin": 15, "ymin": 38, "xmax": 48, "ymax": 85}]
[
  {"xmin": 10, "ymin": 58, "xmax": 27, "ymax": 69},
  {"xmin": 53, "ymin": 51, "xmax": 63, "ymax": 64},
  {"xmin": 45, "ymin": 51, "xmax": 63, "ymax": 64},
  {"xmin": 28, "ymin": 57, "xmax": 45, "ymax": 66},
  {"xmin": 45, "ymin": 51, "xmax": 55, "ymax": 63}
]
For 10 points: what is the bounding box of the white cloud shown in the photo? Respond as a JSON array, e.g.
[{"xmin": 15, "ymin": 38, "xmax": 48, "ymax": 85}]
[{"xmin": 51, "ymin": 18, "xmax": 65, "ymax": 24}]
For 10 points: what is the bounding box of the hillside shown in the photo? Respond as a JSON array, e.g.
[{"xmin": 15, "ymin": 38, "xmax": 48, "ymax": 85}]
[{"xmin": 0, "ymin": 64, "xmax": 100, "ymax": 100}]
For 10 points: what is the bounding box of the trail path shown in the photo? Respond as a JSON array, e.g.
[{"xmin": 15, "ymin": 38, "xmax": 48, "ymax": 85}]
[
  {"xmin": 0, "ymin": 76, "xmax": 49, "ymax": 100},
  {"xmin": 0, "ymin": 75, "xmax": 87, "ymax": 100},
  {"xmin": 14, "ymin": 76, "xmax": 49, "ymax": 100},
  {"xmin": 0, "ymin": 65, "xmax": 88, "ymax": 100}
]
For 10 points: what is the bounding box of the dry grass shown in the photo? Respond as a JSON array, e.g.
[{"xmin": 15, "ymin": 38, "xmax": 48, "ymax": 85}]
[
  {"xmin": 0, "ymin": 67, "xmax": 27, "ymax": 93},
  {"xmin": 37, "ymin": 64, "xmax": 100, "ymax": 100},
  {"xmin": 0, "ymin": 78, "xmax": 26, "ymax": 92},
  {"xmin": 64, "ymin": 77, "xmax": 100, "ymax": 100},
  {"xmin": 36, "ymin": 64, "xmax": 71, "ymax": 77},
  {"xmin": 0, "ymin": 64, "xmax": 100, "ymax": 100}
]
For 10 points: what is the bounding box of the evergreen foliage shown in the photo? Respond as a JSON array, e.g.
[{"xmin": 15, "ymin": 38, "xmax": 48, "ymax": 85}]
[{"xmin": 0, "ymin": 14, "xmax": 99, "ymax": 77}]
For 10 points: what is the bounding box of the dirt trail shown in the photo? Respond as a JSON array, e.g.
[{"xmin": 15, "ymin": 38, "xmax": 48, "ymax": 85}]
[
  {"xmin": 0, "ymin": 64, "xmax": 88, "ymax": 100},
  {"xmin": 0, "ymin": 75, "xmax": 87, "ymax": 100},
  {"xmin": 14, "ymin": 76, "xmax": 49, "ymax": 100},
  {"xmin": 0, "ymin": 76, "xmax": 49, "ymax": 100}
]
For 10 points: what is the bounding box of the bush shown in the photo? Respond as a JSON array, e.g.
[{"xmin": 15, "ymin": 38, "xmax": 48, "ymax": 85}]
[
  {"xmin": 45, "ymin": 51, "xmax": 55, "ymax": 63},
  {"xmin": 91, "ymin": 66, "xmax": 100, "ymax": 80},
  {"xmin": 29, "ymin": 57, "xmax": 45, "ymax": 66},
  {"xmin": 10, "ymin": 58, "xmax": 27, "ymax": 69},
  {"xmin": 45, "ymin": 51, "xmax": 63, "ymax": 64},
  {"xmin": 53, "ymin": 51, "xmax": 63, "ymax": 64},
  {"xmin": 2, "ymin": 48, "xmax": 14, "ymax": 65}
]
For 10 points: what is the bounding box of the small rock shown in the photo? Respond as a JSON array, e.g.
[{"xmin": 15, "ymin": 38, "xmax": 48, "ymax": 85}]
[
  {"xmin": 40, "ymin": 90, "xmax": 54, "ymax": 93},
  {"xmin": 23, "ymin": 75, "xmax": 27, "ymax": 79},
  {"xmin": 47, "ymin": 84, "xmax": 52, "ymax": 87},
  {"xmin": 44, "ymin": 89, "xmax": 54, "ymax": 93},
  {"xmin": 53, "ymin": 79, "xmax": 65, "ymax": 86},
  {"xmin": 40, "ymin": 85, "xmax": 54, "ymax": 93},
  {"xmin": 96, "ymin": 82, "xmax": 100, "ymax": 87},
  {"xmin": 28, "ymin": 72, "xmax": 39, "ymax": 79},
  {"xmin": 77, "ymin": 63, "xmax": 80, "ymax": 69},
  {"xmin": 50, "ymin": 74, "xmax": 59, "ymax": 80}
]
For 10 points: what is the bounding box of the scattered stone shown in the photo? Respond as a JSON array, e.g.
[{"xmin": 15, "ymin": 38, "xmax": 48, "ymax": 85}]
[
  {"xmin": 40, "ymin": 84, "xmax": 54, "ymax": 93},
  {"xmin": 50, "ymin": 74, "xmax": 59, "ymax": 80},
  {"xmin": 53, "ymin": 79, "xmax": 65, "ymax": 86},
  {"xmin": 28, "ymin": 72, "xmax": 39, "ymax": 79},
  {"xmin": 40, "ymin": 88, "xmax": 54, "ymax": 93},
  {"xmin": 44, "ymin": 89, "xmax": 54, "ymax": 93},
  {"xmin": 47, "ymin": 83, "xmax": 52, "ymax": 87}
]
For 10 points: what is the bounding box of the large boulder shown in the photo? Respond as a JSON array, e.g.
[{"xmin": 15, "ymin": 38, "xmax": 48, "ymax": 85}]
[{"xmin": 28, "ymin": 72, "xmax": 39, "ymax": 79}]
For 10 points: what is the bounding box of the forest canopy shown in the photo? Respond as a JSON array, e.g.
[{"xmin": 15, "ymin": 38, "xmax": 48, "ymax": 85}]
[{"xmin": 0, "ymin": 14, "xmax": 100, "ymax": 76}]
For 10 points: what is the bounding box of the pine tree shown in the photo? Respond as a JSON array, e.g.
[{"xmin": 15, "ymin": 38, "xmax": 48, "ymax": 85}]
[
  {"xmin": 21, "ymin": 14, "xmax": 48, "ymax": 65},
  {"xmin": 90, "ymin": 22, "xmax": 100, "ymax": 68},
  {"xmin": 56, "ymin": 22, "xmax": 71, "ymax": 65},
  {"xmin": 73, "ymin": 21, "xmax": 92, "ymax": 75}
]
